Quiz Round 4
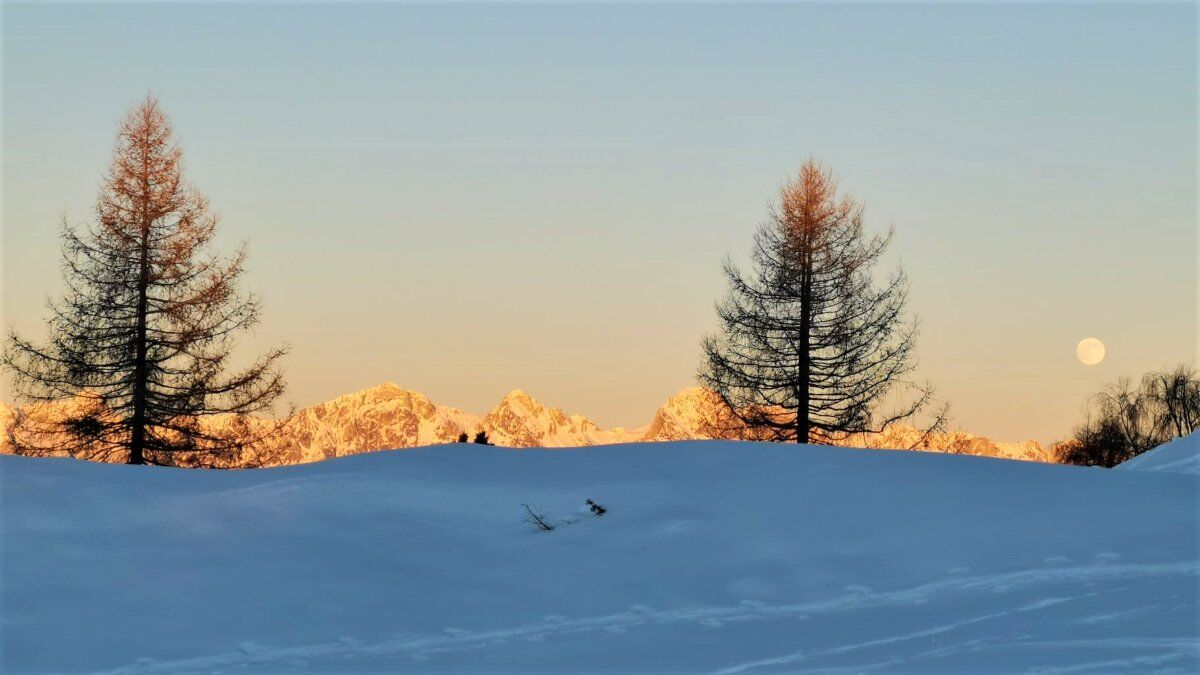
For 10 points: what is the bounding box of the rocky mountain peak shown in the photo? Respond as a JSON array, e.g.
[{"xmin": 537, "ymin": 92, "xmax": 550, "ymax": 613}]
[
  {"xmin": 644, "ymin": 387, "xmax": 740, "ymax": 441},
  {"xmin": 0, "ymin": 384, "xmax": 1053, "ymax": 465},
  {"xmin": 480, "ymin": 389, "xmax": 604, "ymax": 447},
  {"xmin": 496, "ymin": 389, "xmax": 539, "ymax": 414}
]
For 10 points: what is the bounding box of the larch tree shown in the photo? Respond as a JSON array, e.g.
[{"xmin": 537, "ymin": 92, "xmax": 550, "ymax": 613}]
[
  {"xmin": 3, "ymin": 96, "xmax": 288, "ymax": 466},
  {"xmin": 700, "ymin": 159, "xmax": 942, "ymax": 444}
]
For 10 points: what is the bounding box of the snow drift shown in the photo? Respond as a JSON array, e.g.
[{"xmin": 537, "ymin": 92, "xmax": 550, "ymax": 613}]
[
  {"xmin": 1117, "ymin": 431, "xmax": 1200, "ymax": 475},
  {"xmin": 3, "ymin": 440, "xmax": 1196, "ymax": 672}
]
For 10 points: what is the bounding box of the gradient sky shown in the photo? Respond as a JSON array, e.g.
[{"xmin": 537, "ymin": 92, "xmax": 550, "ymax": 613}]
[{"xmin": 3, "ymin": 2, "xmax": 1196, "ymax": 443}]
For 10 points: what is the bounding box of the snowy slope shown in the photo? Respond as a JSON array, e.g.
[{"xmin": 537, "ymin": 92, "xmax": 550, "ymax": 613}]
[
  {"xmin": 3, "ymin": 443, "xmax": 1196, "ymax": 673},
  {"xmin": 1117, "ymin": 432, "xmax": 1200, "ymax": 475}
]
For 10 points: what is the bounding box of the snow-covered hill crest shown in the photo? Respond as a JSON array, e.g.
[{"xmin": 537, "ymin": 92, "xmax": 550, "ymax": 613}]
[
  {"xmin": 3, "ymin": 440, "xmax": 1196, "ymax": 672},
  {"xmin": 1117, "ymin": 431, "xmax": 1200, "ymax": 475}
]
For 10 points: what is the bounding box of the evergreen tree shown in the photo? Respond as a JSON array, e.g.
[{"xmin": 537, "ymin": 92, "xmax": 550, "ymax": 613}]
[
  {"xmin": 4, "ymin": 96, "xmax": 287, "ymax": 466},
  {"xmin": 700, "ymin": 159, "xmax": 941, "ymax": 444}
]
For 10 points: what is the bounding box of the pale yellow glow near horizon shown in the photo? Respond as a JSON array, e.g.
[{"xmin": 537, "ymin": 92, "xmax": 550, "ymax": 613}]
[{"xmin": 1076, "ymin": 338, "xmax": 1106, "ymax": 366}]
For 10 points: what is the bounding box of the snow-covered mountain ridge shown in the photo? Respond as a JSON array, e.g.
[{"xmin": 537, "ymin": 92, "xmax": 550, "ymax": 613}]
[{"xmin": 0, "ymin": 383, "xmax": 1053, "ymax": 465}]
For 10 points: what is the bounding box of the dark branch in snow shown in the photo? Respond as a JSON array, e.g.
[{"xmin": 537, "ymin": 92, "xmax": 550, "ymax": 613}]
[{"xmin": 522, "ymin": 503, "xmax": 555, "ymax": 532}]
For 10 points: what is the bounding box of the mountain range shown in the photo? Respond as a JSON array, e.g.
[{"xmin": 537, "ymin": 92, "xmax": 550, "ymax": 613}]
[{"xmin": 0, "ymin": 383, "xmax": 1055, "ymax": 465}]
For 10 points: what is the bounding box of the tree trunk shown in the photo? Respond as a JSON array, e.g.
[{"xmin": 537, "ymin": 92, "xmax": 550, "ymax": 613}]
[
  {"xmin": 129, "ymin": 237, "xmax": 149, "ymax": 465},
  {"xmin": 129, "ymin": 180, "xmax": 151, "ymax": 465},
  {"xmin": 796, "ymin": 259, "xmax": 812, "ymax": 444}
]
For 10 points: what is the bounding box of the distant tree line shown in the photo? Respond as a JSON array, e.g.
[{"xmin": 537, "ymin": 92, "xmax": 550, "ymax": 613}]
[{"xmin": 1057, "ymin": 364, "xmax": 1199, "ymax": 467}]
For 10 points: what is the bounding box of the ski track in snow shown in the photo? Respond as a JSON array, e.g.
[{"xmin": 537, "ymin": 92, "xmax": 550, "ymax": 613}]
[
  {"xmin": 104, "ymin": 559, "xmax": 1199, "ymax": 674},
  {"xmin": 713, "ymin": 599, "xmax": 1197, "ymax": 674}
]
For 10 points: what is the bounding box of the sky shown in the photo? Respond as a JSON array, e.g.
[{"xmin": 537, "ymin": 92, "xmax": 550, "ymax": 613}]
[{"xmin": 2, "ymin": 2, "xmax": 1196, "ymax": 443}]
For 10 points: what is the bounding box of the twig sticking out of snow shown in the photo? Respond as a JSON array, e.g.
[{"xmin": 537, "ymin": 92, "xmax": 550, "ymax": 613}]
[{"xmin": 521, "ymin": 503, "xmax": 555, "ymax": 532}]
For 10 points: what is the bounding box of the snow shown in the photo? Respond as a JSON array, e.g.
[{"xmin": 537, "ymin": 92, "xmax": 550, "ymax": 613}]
[
  {"xmin": 2, "ymin": 441, "xmax": 1197, "ymax": 672},
  {"xmin": 1117, "ymin": 432, "xmax": 1200, "ymax": 476}
]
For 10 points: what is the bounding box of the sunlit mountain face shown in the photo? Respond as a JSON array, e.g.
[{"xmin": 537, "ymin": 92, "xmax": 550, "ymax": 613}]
[{"xmin": 1, "ymin": 383, "xmax": 1054, "ymax": 466}]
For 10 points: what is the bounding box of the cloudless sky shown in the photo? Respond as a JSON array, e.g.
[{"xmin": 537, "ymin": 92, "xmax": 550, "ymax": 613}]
[{"xmin": 3, "ymin": 2, "xmax": 1196, "ymax": 443}]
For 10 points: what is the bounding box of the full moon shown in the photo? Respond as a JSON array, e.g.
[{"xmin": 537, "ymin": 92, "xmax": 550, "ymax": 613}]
[{"xmin": 1076, "ymin": 337, "xmax": 1106, "ymax": 366}]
